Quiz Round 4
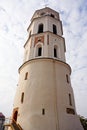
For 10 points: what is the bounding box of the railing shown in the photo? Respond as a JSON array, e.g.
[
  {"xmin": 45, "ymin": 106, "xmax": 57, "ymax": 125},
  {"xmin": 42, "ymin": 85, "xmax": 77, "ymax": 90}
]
[
  {"xmin": 4, "ymin": 118, "xmax": 23, "ymax": 130},
  {"xmin": 4, "ymin": 118, "xmax": 12, "ymax": 125},
  {"xmin": 4, "ymin": 118, "xmax": 13, "ymax": 130}
]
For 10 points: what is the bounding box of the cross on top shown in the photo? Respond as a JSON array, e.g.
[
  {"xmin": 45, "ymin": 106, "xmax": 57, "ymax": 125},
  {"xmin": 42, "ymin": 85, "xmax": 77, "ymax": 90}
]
[{"xmin": 43, "ymin": 0, "xmax": 49, "ymax": 7}]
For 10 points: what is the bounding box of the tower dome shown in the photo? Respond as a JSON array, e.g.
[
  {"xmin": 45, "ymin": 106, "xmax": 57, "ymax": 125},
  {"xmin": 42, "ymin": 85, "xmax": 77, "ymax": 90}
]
[{"xmin": 10, "ymin": 7, "xmax": 83, "ymax": 130}]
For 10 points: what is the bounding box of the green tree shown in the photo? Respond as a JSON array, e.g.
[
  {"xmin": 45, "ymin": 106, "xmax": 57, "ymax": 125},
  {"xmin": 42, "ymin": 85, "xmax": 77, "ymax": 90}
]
[{"xmin": 79, "ymin": 116, "xmax": 87, "ymax": 130}]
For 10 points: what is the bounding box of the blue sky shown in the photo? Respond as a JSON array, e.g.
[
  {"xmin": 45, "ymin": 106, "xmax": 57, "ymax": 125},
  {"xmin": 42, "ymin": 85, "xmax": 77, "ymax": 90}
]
[{"xmin": 0, "ymin": 0, "xmax": 87, "ymax": 118}]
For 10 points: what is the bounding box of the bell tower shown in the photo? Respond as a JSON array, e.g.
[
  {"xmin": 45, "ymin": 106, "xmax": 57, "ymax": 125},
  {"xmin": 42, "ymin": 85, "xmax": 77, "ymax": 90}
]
[{"xmin": 12, "ymin": 7, "xmax": 83, "ymax": 130}]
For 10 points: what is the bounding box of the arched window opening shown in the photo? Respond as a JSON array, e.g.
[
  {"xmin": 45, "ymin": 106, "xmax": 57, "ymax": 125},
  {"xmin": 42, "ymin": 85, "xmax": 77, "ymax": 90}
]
[
  {"xmin": 42, "ymin": 108, "xmax": 45, "ymax": 115},
  {"xmin": 13, "ymin": 110, "xmax": 18, "ymax": 122},
  {"xmin": 51, "ymin": 14, "xmax": 55, "ymax": 18},
  {"xmin": 53, "ymin": 24, "xmax": 57, "ymax": 34},
  {"xmin": 41, "ymin": 12, "xmax": 45, "ymax": 16},
  {"xmin": 21, "ymin": 92, "xmax": 24, "ymax": 103},
  {"xmin": 25, "ymin": 72, "xmax": 28, "ymax": 80},
  {"xmin": 38, "ymin": 47, "xmax": 42, "ymax": 56},
  {"xmin": 38, "ymin": 24, "xmax": 43, "ymax": 33},
  {"xmin": 69, "ymin": 94, "xmax": 72, "ymax": 106},
  {"xmin": 66, "ymin": 74, "xmax": 69, "ymax": 83},
  {"xmin": 54, "ymin": 48, "xmax": 57, "ymax": 58}
]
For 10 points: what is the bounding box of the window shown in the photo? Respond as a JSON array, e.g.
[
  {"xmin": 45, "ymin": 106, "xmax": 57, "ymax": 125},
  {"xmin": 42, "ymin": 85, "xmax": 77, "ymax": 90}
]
[
  {"xmin": 38, "ymin": 47, "xmax": 42, "ymax": 56},
  {"xmin": 66, "ymin": 108, "xmax": 75, "ymax": 115},
  {"xmin": 21, "ymin": 92, "xmax": 24, "ymax": 103},
  {"xmin": 54, "ymin": 48, "xmax": 57, "ymax": 58},
  {"xmin": 38, "ymin": 24, "xmax": 43, "ymax": 33},
  {"xmin": 53, "ymin": 24, "xmax": 57, "ymax": 34},
  {"xmin": 13, "ymin": 109, "xmax": 18, "ymax": 122},
  {"xmin": 51, "ymin": 14, "xmax": 55, "ymax": 18},
  {"xmin": 47, "ymin": 34, "xmax": 49, "ymax": 45},
  {"xmin": 69, "ymin": 94, "xmax": 72, "ymax": 106},
  {"xmin": 41, "ymin": 12, "xmax": 45, "ymax": 16},
  {"xmin": 42, "ymin": 108, "xmax": 45, "ymax": 115},
  {"xmin": 25, "ymin": 72, "xmax": 28, "ymax": 80},
  {"xmin": 66, "ymin": 74, "xmax": 69, "ymax": 83}
]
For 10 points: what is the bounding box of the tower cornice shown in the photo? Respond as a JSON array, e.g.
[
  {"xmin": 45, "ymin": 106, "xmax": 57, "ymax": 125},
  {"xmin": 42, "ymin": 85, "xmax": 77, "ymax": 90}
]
[
  {"xmin": 31, "ymin": 7, "xmax": 59, "ymax": 22},
  {"xmin": 18, "ymin": 58, "xmax": 71, "ymax": 74}
]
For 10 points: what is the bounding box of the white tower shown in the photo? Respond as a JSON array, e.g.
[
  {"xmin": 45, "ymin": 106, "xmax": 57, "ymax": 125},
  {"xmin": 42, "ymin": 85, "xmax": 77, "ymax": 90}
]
[{"xmin": 12, "ymin": 7, "xmax": 83, "ymax": 130}]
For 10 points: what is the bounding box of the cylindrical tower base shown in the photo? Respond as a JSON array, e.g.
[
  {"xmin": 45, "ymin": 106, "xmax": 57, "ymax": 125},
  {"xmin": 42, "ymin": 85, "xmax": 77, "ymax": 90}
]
[{"xmin": 13, "ymin": 58, "xmax": 83, "ymax": 130}]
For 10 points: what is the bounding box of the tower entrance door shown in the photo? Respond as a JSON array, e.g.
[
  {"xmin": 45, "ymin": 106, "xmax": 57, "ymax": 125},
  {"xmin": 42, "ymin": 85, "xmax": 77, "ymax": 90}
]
[{"xmin": 12, "ymin": 108, "xmax": 18, "ymax": 122}]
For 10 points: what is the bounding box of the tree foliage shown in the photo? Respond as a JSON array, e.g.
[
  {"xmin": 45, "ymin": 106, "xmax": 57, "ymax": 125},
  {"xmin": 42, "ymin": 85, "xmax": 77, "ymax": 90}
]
[{"xmin": 79, "ymin": 116, "xmax": 87, "ymax": 130}]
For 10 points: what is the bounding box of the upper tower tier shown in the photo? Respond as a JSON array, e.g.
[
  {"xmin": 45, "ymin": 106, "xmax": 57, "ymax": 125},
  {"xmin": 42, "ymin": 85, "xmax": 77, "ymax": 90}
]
[
  {"xmin": 27, "ymin": 7, "xmax": 63, "ymax": 36},
  {"xmin": 24, "ymin": 7, "xmax": 66, "ymax": 63},
  {"xmin": 31, "ymin": 7, "xmax": 60, "ymax": 21}
]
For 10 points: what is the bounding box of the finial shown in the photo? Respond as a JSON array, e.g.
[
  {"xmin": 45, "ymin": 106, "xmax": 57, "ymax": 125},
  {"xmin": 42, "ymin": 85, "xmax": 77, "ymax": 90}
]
[{"xmin": 43, "ymin": 0, "xmax": 49, "ymax": 7}]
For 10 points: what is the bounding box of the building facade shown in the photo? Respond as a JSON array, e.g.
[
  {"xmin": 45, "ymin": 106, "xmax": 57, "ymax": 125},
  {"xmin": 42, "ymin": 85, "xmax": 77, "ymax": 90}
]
[
  {"xmin": 0, "ymin": 112, "xmax": 5, "ymax": 130},
  {"xmin": 12, "ymin": 7, "xmax": 83, "ymax": 130}
]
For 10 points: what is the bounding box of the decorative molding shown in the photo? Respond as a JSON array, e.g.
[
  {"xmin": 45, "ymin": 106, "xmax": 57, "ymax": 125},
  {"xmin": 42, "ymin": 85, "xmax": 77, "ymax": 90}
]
[
  {"xmin": 34, "ymin": 36, "xmax": 44, "ymax": 46},
  {"xmin": 18, "ymin": 58, "xmax": 71, "ymax": 74}
]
